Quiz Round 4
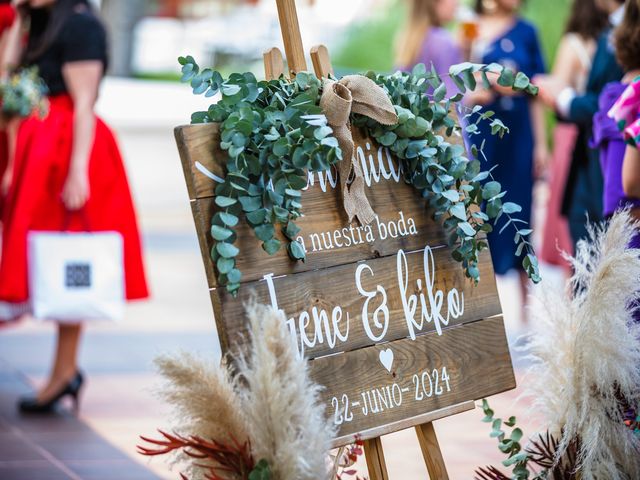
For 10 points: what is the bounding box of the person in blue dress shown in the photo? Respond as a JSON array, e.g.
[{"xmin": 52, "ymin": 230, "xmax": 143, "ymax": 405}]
[{"xmin": 465, "ymin": 0, "xmax": 547, "ymax": 313}]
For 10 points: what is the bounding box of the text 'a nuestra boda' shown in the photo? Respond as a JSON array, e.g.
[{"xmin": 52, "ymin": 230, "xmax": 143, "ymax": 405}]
[{"xmin": 295, "ymin": 211, "xmax": 418, "ymax": 253}]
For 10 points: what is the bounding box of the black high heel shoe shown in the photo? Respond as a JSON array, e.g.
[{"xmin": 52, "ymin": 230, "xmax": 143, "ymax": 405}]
[{"xmin": 18, "ymin": 371, "xmax": 84, "ymax": 414}]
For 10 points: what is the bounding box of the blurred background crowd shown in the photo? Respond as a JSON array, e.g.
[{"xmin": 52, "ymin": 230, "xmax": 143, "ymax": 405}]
[{"xmin": 1, "ymin": 0, "xmax": 639, "ymax": 479}]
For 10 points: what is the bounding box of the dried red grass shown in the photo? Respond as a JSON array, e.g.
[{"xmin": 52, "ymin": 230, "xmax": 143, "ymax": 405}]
[{"xmin": 138, "ymin": 430, "xmax": 255, "ymax": 480}]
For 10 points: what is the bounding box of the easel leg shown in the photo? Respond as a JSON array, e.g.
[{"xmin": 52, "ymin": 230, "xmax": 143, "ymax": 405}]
[
  {"xmin": 263, "ymin": 47, "xmax": 285, "ymax": 80},
  {"xmin": 363, "ymin": 437, "xmax": 389, "ymax": 480},
  {"xmin": 275, "ymin": 0, "xmax": 307, "ymax": 76},
  {"xmin": 415, "ymin": 422, "xmax": 449, "ymax": 480}
]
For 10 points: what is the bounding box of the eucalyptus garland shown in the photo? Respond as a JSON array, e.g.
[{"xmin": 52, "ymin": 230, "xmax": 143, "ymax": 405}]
[
  {"xmin": 355, "ymin": 62, "xmax": 540, "ymax": 283},
  {"xmin": 179, "ymin": 56, "xmax": 541, "ymax": 295}
]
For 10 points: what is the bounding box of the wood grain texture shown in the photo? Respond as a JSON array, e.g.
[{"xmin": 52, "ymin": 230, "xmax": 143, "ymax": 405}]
[
  {"xmin": 310, "ymin": 316, "xmax": 515, "ymax": 442},
  {"xmin": 191, "ymin": 200, "xmax": 216, "ymax": 299},
  {"xmin": 175, "ymin": 121, "xmax": 465, "ymax": 202},
  {"xmin": 174, "ymin": 102, "xmax": 512, "ymax": 455},
  {"xmin": 263, "ymin": 47, "xmax": 285, "ymax": 80},
  {"xmin": 310, "ymin": 44, "xmax": 334, "ymax": 78},
  {"xmin": 416, "ymin": 422, "xmax": 449, "ymax": 479},
  {"xmin": 177, "ymin": 123, "xmax": 472, "ymax": 291},
  {"xmin": 196, "ymin": 179, "xmax": 452, "ymax": 288},
  {"xmin": 174, "ymin": 124, "xmax": 225, "ymax": 200},
  {"xmin": 215, "ymin": 244, "xmax": 500, "ymax": 359},
  {"xmin": 363, "ymin": 437, "xmax": 389, "ymax": 480},
  {"xmin": 275, "ymin": 0, "xmax": 307, "ymax": 76},
  {"xmin": 179, "ymin": 123, "xmax": 474, "ymax": 291},
  {"xmin": 332, "ymin": 401, "xmax": 473, "ymax": 447}
]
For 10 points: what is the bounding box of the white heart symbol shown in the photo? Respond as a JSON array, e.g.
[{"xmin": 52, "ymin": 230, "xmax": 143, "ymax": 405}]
[{"xmin": 379, "ymin": 348, "xmax": 394, "ymax": 372}]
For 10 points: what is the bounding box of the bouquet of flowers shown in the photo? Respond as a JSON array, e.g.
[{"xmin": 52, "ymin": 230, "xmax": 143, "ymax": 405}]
[{"xmin": 0, "ymin": 67, "xmax": 48, "ymax": 119}]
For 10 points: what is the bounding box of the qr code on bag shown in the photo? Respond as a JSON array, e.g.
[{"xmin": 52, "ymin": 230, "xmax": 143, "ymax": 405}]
[{"xmin": 65, "ymin": 262, "xmax": 92, "ymax": 288}]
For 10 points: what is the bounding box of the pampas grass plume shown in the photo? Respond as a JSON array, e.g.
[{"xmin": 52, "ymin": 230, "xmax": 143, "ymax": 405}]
[
  {"xmin": 523, "ymin": 210, "xmax": 640, "ymax": 479},
  {"xmin": 236, "ymin": 302, "xmax": 337, "ymax": 480},
  {"xmin": 154, "ymin": 352, "xmax": 249, "ymax": 479},
  {"xmin": 151, "ymin": 303, "xmax": 337, "ymax": 480}
]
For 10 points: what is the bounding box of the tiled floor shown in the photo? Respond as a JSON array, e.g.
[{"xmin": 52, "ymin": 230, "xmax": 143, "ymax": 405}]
[
  {"xmin": 0, "ymin": 243, "xmax": 222, "ymax": 480},
  {"xmin": 0, "ymin": 360, "xmax": 161, "ymax": 480}
]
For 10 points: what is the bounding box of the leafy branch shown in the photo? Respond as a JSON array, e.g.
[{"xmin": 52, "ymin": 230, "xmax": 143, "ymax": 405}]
[
  {"xmin": 180, "ymin": 56, "xmax": 341, "ymax": 294},
  {"xmin": 475, "ymin": 400, "xmax": 582, "ymax": 480},
  {"xmin": 355, "ymin": 62, "xmax": 540, "ymax": 283},
  {"xmin": 179, "ymin": 56, "xmax": 541, "ymax": 294},
  {"xmin": 477, "ymin": 399, "xmax": 534, "ymax": 479}
]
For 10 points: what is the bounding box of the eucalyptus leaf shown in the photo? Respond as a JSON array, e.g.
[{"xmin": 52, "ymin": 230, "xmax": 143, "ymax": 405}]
[
  {"xmin": 239, "ymin": 196, "xmax": 261, "ymax": 212},
  {"xmin": 254, "ymin": 223, "xmax": 275, "ymax": 242},
  {"xmin": 211, "ymin": 225, "xmax": 233, "ymax": 241},
  {"xmin": 227, "ymin": 268, "xmax": 242, "ymax": 284},
  {"xmin": 215, "ymin": 196, "xmax": 237, "ymax": 208},
  {"xmin": 441, "ymin": 190, "xmax": 459, "ymax": 202},
  {"xmin": 246, "ymin": 209, "xmax": 267, "ymax": 225},
  {"xmin": 262, "ymin": 238, "xmax": 281, "ymax": 255},
  {"xmin": 288, "ymin": 240, "xmax": 306, "ymax": 260},
  {"xmin": 284, "ymin": 221, "xmax": 301, "ymax": 240},
  {"xmin": 433, "ymin": 82, "xmax": 447, "ymax": 102},
  {"xmin": 458, "ymin": 221, "xmax": 477, "ymax": 237},
  {"xmin": 222, "ymin": 83, "xmax": 241, "ymax": 96},
  {"xmin": 502, "ymin": 202, "xmax": 522, "ymax": 214},
  {"xmin": 450, "ymin": 203, "xmax": 467, "ymax": 221},
  {"xmin": 216, "ymin": 242, "xmax": 239, "ymax": 258},
  {"xmin": 215, "ymin": 212, "xmax": 239, "ymax": 227},
  {"xmin": 497, "ymin": 68, "xmax": 515, "ymax": 87},
  {"xmin": 216, "ymin": 257, "xmax": 235, "ymax": 274}
]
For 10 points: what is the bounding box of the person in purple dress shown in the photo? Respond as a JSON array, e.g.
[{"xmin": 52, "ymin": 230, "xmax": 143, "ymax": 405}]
[
  {"xmin": 592, "ymin": 0, "xmax": 640, "ymax": 241},
  {"xmin": 395, "ymin": 0, "xmax": 462, "ymax": 95}
]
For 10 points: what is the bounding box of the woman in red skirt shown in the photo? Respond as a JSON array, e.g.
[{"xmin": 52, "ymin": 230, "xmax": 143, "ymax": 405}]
[{"xmin": 0, "ymin": 0, "xmax": 148, "ymax": 412}]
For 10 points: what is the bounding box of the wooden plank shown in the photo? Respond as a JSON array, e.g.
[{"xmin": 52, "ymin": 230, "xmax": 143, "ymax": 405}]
[
  {"xmin": 177, "ymin": 123, "xmax": 470, "ymax": 289},
  {"xmin": 363, "ymin": 437, "xmax": 389, "ymax": 480},
  {"xmin": 216, "ymin": 244, "xmax": 500, "ymax": 359},
  {"xmin": 174, "ymin": 124, "xmax": 225, "ymax": 201},
  {"xmin": 174, "ymin": 123, "xmax": 464, "ymax": 201},
  {"xmin": 263, "ymin": 47, "xmax": 285, "ymax": 80},
  {"xmin": 191, "ymin": 200, "xmax": 217, "ymax": 300},
  {"xmin": 308, "ymin": 316, "xmax": 515, "ymax": 442},
  {"xmin": 275, "ymin": 0, "xmax": 308, "ymax": 76},
  {"xmin": 416, "ymin": 422, "xmax": 449, "ymax": 479},
  {"xmin": 196, "ymin": 178, "xmax": 451, "ymax": 287},
  {"xmin": 332, "ymin": 401, "xmax": 473, "ymax": 448},
  {"xmin": 310, "ymin": 44, "xmax": 333, "ymax": 78}
]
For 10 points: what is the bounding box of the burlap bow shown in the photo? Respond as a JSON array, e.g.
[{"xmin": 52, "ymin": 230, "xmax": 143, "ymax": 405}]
[{"xmin": 320, "ymin": 75, "xmax": 398, "ymax": 225}]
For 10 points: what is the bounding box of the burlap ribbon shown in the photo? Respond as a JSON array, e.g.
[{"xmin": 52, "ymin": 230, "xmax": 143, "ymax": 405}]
[{"xmin": 320, "ymin": 75, "xmax": 398, "ymax": 225}]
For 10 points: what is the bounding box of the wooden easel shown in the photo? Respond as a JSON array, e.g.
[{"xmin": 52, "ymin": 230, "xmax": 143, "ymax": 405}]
[{"xmin": 265, "ymin": 1, "xmax": 467, "ymax": 478}]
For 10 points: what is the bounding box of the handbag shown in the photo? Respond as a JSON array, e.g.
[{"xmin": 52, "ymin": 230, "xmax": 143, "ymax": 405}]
[{"xmin": 28, "ymin": 213, "xmax": 125, "ymax": 321}]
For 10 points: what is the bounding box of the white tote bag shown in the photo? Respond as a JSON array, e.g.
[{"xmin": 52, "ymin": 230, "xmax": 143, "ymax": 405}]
[{"xmin": 28, "ymin": 231, "xmax": 125, "ymax": 322}]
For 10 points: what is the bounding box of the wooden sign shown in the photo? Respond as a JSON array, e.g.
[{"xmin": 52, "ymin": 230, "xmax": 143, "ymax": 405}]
[{"xmin": 175, "ymin": 122, "xmax": 516, "ymax": 447}]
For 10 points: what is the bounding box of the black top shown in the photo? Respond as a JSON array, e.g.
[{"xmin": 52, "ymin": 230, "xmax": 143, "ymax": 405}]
[{"xmin": 28, "ymin": 9, "xmax": 108, "ymax": 96}]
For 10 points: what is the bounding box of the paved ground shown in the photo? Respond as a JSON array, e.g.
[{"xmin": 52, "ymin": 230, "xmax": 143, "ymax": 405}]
[
  {"xmin": 0, "ymin": 78, "xmax": 564, "ymax": 479},
  {"xmin": 0, "ymin": 359, "xmax": 161, "ymax": 480}
]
